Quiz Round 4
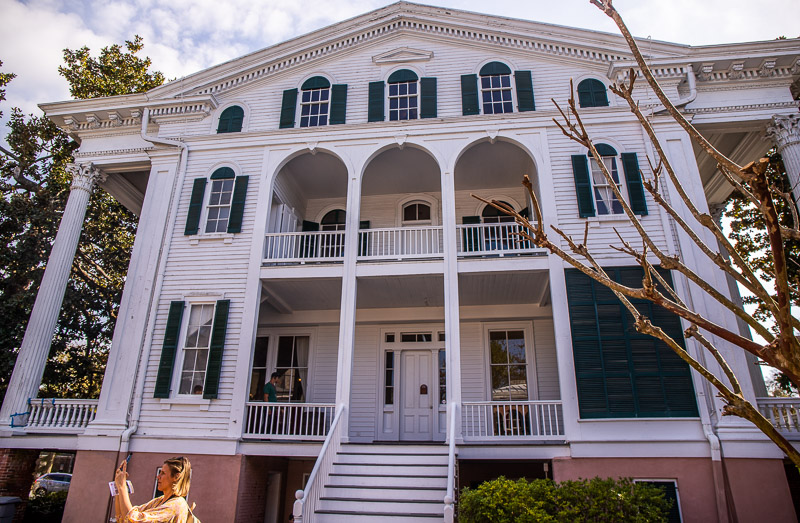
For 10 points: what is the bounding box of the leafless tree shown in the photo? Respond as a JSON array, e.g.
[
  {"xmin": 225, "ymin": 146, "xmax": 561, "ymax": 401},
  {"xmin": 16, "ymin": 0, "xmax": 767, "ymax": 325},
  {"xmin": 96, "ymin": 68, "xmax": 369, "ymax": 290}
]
[{"xmin": 477, "ymin": 0, "xmax": 800, "ymax": 466}]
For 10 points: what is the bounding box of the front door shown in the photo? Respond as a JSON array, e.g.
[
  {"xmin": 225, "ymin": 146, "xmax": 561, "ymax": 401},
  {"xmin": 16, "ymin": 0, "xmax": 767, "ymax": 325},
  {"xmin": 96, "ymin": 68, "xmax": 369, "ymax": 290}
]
[{"xmin": 400, "ymin": 350, "xmax": 433, "ymax": 441}]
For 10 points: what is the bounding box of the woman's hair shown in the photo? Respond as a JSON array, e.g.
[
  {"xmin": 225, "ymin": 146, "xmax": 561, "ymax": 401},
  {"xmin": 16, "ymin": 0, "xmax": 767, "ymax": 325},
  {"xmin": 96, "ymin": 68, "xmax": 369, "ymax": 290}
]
[{"xmin": 164, "ymin": 456, "xmax": 192, "ymax": 497}]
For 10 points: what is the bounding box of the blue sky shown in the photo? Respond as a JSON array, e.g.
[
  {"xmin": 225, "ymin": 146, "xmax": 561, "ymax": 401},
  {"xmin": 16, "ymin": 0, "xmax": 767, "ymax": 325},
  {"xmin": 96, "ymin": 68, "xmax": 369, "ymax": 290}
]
[{"xmin": 1, "ymin": 0, "xmax": 798, "ymax": 120}]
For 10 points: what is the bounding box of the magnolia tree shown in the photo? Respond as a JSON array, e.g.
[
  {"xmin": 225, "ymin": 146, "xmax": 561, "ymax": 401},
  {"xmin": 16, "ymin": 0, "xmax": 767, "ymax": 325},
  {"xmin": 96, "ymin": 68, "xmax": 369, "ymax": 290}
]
[{"xmin": 478, "ymin": 0, "xmax": 800, "ymax": 466}]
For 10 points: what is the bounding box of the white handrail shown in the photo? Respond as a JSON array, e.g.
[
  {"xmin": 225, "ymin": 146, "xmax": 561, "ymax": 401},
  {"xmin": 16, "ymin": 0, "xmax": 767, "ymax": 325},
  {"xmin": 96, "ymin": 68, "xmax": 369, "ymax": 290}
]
[
  {"xmin": 264, "ymin": 231, "xmax": 345, "ymax": 263},
  {"xmin": 357, "ymin": 226, "xmax": 443, "ymax": 260},
  {"xmin": 243, "ymin": 402, "xmax": 335, "ymax": 440},
  {"xmin": 455, "ymin": 222, "xmax": 544, "ymax": 256},
  {"xmin": 756, "ymin": 397, "xmax": 800, "ymax": 433},
  {"xmin": 293, "ymin": 404, "xmax": 346, "ymax": 523},
  {"xmin": 444, "ymin": 404, "xmax": 458, "ymax": 523}
]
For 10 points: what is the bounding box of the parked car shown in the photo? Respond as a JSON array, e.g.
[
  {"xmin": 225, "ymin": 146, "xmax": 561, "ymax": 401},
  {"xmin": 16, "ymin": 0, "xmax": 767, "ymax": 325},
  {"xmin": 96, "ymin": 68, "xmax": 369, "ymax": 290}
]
[{"xmin": 32, "ymin": 473, "xmax": 71, "ymax": 496}]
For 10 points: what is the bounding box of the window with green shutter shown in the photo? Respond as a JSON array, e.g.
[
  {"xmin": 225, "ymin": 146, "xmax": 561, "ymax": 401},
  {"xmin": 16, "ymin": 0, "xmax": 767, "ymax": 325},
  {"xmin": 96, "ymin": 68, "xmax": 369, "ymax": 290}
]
[
  {"xmin": 387, "ymin": 69, "xmax": 419, "ymax": 121},
  {"xmin": 565, "ymin": 266, "xmax": 699, "ymax": 419},
  {"xmin": 184, "ymin": 168, "xmax": 249, "ymax": 236},
  {"xmin": 570, "ymin": 145, "xmax": 648, "ymax": 218},
  {"xmin": 299, "ymin": 76, "xmax": 330, "ymax": 127},
  {"xmin": 577, "ymin": 79, "xmax": 609, "ymax": 108},
  {"xmin": 217, "ymin": 105, "xmax": 244, "ymax": 133},
  {"xmin": 479, "ymin": 61, "xmax": 513, "ymax": 114}
]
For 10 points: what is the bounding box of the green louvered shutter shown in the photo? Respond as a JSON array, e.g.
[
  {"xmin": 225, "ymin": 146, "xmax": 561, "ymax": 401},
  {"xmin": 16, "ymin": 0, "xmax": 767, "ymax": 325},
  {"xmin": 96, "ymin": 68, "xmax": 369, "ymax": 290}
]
[
  {"xmin": 621, "ymin": 152, "xmax": 648, "ymax": 216},
  {"xmin": 227, "ymin": 176, "xmax": 249, "ymax": 233},
  {"xmin": 420, "ymin": 77, "xmax": 437, "ymax": 118},
  {"xmin": 368, "ymin": 81, "xmax": 385, "ymax": 122},
  {"xmin": 571, "ymin": 155, "xmax": 595, "ymax": 218},
  {"xmin": 515, "ymin": 70, "xmax": 535, "ymax": 112},
  {"xmin": 217, "ymin": 106, "xmax": 244, "ymax": 133},
  {"xmin": 566, "ymin": 267, "xmax": 698, "ymax": 419},
  {"xmin": 330, "ymin": 84, "xmax": 348, "ymax": 125},
  {"xmin": 460, "ymin": 74, "xmax": 479, "ymax": 115},
  {"xmin": 184, "ymin": 178, "xmax": 207, "ymax": 235},
  {"xmin": 203, "ymin": 299, "xmax": 230, "ymax": 399},
  {"xmin": 154, "ymin": 301, "xmax": 185, "ymax": 398},
  {"xmin": 279, "ymin": 89, "xmax": 298, "ymax": 129}
]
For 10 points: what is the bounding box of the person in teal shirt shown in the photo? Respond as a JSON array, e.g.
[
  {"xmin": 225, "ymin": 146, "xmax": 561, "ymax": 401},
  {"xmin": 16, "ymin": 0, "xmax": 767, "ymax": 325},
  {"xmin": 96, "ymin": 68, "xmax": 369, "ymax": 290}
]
[{"xmin": 263, "ymin": 372, "xmax": 279, "ymax": 402}]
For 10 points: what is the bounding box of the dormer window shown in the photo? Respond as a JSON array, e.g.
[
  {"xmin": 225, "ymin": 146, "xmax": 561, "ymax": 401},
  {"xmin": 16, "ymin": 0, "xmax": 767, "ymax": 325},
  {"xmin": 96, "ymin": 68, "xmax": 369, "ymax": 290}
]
[
  {"xmin": 388, "ymin": 69, "xmax": 419, "ymax": 121},
  {"xmin": 300, "ymin": 76, "xmax": 331, "ymax": 127},
  {"xmin": 577, "ymin": 79, "xmax": 609, "ymax": 108},
  {"xmin": 217, "ymin": 106, "xmax": 244, "ymax": 133}
]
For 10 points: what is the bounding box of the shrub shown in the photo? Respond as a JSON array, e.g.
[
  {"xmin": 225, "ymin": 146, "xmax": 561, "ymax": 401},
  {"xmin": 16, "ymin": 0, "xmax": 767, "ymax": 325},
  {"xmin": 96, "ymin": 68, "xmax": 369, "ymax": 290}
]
[
  {"xmin": 23, "ymin": 491, "xmax": 68, "ymax": 523},
  {"xmin": 459, "ymin": 476, "xmax": 670, "ymax": 523}
]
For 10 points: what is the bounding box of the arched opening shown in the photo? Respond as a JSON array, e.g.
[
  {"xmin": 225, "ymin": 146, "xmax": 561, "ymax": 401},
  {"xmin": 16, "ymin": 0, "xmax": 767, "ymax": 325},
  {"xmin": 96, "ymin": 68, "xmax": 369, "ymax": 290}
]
[
  {"xmin": 266, "ymin": 150, "xmax": 348, "ymax": 262},
  {"xmin": 359, "ymin": 146, "xmax": 442, "ymax": 260},
  {"xmin": 454, "ymin": 139, "xmax": 538, "ymax": 256}
]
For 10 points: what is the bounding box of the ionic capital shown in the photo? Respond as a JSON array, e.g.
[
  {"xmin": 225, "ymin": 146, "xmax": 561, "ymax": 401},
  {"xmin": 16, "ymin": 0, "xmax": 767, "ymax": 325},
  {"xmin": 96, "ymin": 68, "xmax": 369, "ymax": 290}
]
[
  {"xmin": 66, "ymin": 163, "xmax": 107, "ymax": 193},
  {"xmin": 766, "ymin": 114, "xmax": 800, "ymax": 150}
]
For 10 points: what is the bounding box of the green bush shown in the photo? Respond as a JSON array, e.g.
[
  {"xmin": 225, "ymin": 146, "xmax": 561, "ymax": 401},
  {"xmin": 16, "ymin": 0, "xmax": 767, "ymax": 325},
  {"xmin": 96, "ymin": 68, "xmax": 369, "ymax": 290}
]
[
  {"xmin": 459, "ymin": 476, "xmax": 670, "ymax": 523},
  {"xmin": 23, "ymin": 491, "xmax": 68, "ymax": 523}
]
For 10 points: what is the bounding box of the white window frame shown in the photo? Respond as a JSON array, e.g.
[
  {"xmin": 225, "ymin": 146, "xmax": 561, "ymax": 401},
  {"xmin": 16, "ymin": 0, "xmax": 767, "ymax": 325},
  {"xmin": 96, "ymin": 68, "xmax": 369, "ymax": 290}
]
[
  {"xmin": 254, "ymin": 327, "xmax": 317, "ymax": 403},
  {"xmin": 171, "ymin": 300, "xmax": 218, "ymax": 398},
  {"xmin": 388, "ymin": 79, "xmax": 420, "ymax": 121},
  {"xmin": 479, "ymin": 71, "xmax": 515, "ymax": 115},
  {"xmin": 299, "ymin": 85, "xmax": 331, "ymax": 128},
  {"xmin": 483, "ymin": 322, "xmax": 537, "ymax": 402},
  {"xmin": 397, "ymin": 195, "xmax": 439, "ymax": 227},
  {"xmin": 589, "ymin": 154, "xmax": 627, "ymax": 217},
  {"xmin": 203, "ymin": 177, "xmax": 235, "ymax": 233}
]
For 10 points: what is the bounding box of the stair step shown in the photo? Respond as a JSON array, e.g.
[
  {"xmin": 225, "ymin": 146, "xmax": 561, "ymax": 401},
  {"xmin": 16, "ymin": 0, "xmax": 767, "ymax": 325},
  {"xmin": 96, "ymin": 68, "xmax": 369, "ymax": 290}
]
[
  {"xmin": 327, "ymin": 473, "xmax": 446, "ymax": 488},
  {"xmin": 318, "ymin": 497, "xmax": 442, "ymax": 514},
  {"xmin": 324, "ymin": 485, "xmax": 446, "ymax": 501},
  {"xmin": 313, "ymin": 510, "xmax": 443, "ymax": 522},
  {"xmin": 332, "ymin": 463, "xmax": 447, "ymax": 476},
  {"xmin": 341, "ymin": 443, "xmax": 447, "ymax": 455},
  {"xmin": 337, "ymin": 452, "xmax": 449, "ymax": 465}
]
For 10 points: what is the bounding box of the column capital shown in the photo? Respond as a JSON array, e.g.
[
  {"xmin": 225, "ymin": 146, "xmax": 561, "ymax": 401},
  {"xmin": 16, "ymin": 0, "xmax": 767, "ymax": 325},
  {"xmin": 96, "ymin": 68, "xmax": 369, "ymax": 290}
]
[
  {"xmin": 766, "ymin": 114, "xmax": 800, "ymax": 150},
  {"xmin": 66, "ymin": 163, "xmax": 107, "ymax": 193}
]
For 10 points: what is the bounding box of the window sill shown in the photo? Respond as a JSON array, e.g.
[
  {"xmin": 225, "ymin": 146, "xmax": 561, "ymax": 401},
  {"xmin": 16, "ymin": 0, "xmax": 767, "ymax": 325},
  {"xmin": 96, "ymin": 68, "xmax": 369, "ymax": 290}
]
[
  {"xmin": 587, "ymin": 214, "xmax": 631, "ymax": 225},
  {"xmin": 159, "ymin": 397, "xmax": 211, "ymax": 411},
  {"xmin": 189, "ymin": 233, "xmax": 234, "ymax": 245}
]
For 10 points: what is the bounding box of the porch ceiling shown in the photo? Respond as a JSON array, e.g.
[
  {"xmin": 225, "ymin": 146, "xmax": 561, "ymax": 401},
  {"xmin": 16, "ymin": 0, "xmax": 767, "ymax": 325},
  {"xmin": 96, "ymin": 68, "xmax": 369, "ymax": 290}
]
[
  {"xmin": 362, "ymin": 147, "xmax": 441, "ymax": 196},
  {"xmin": 455, "ymin": 140, "xmax": 536, "ymax": 191},
  {"xmin": 261, "ymin": 278, "xmax": 343, "ymax": 312},
  {"xmin": 356, "ymin": 274, "xmax": 444, "ymax": 309},
  {"xmin": 280, "ymin": 152, "xmax": 348, "ymax": 199},
  {"xmin": 459, "ymin": 271, "xmax": 550, "ymax": 307}
]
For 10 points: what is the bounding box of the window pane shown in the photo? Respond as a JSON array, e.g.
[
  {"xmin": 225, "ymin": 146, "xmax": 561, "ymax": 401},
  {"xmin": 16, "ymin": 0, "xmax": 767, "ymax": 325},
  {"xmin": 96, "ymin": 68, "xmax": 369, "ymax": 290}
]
[
  {"xmin": 277, "ymin": 337, "xmax": 294, "ymax": 367},
  {"xmin": 489, "ymin": 331, "xmax": 507, "ymax": 364},
  {"xmin": 507, "ymin": 331, "xmax": 526, "ymax": 363},
  {"xmin": 385, "ymin": 386, "xmax": 394, "ymax": 405},
  {"xmin": 403, "ymin": 205, "xmax": 417, "ymax": 222},
  {"xmin": 491, "ymin": 366, "xmax": 510, "ymax": 400},
  {"xmin": 509, "ymin": 366, "xmax": 528, "ymax": 399}
]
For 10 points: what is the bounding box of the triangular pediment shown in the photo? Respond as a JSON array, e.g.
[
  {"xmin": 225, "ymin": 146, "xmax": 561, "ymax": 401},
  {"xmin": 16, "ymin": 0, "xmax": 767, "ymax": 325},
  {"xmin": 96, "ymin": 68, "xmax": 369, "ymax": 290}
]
[{"xmin": 372, "ymin": 47, "xmax": 433, "ymax": 64}]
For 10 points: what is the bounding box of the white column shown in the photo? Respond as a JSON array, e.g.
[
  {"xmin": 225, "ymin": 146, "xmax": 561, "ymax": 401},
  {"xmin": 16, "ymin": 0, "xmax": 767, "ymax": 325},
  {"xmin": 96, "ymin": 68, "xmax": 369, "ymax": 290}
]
[
  {"xmin": 334, "ymin": 169, "xmax": 362, "ymax": 441},
  {"xmin": 766, "ymin": 114, "xmax": 800, "ymax": 213},
  {"xmin": 0, "ymin": 163, "xmax": 105, "ymax": 427},
  {"xmin": 440, "ymin": 169, "xmax": 463, "ymax": 441}
]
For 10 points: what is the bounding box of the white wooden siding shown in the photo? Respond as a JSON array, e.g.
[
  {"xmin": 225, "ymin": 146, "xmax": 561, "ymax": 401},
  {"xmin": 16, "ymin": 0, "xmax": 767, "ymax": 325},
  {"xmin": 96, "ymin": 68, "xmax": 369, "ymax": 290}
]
[
  {"xmin": 349, "ymin": 325, "xmax": 380, "ymax": 440},
  {"xmin": 312, "ymin": 325, "xmax": 339, "ymax": 403}
]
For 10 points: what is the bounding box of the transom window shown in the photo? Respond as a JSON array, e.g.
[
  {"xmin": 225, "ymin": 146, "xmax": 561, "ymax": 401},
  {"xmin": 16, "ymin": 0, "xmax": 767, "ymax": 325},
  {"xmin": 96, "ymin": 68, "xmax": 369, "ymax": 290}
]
[
  {"xmin": 321, "ymin": 209, "xmax": 346, "ymax": 231},
  {"xmin": 275, "ymin": 336, "xmax": 309, "ymax": 402},
  {"xmin": 300, "ymin": 76, "xmax": 331, "ymax": 128},
  {"xmin": 217, "ymin": 105, "xmax": 244, "ymax": 133},
  {"xmin": 480, "ymin": 62, "xmax": 513, "ymax": 115},
  {"xmin": 402, "ymin": 202, "xmax": 431, "ymax": 224},
  {"xmin": 481, "ymin": 201, "xmax": 515, "ymax": 223},
  {"xmin": 179, "ymin": 304, "xmax": 215, "ymax": 395},
  {"xmin": 489, "ymin": 330, "xmax": 528, "ymax": 401},
  {"xmin": 400, "ymin": 332, "xmax": 433, "ymax": 342},
  {"xmin": 206, "ymin": 178, "xmax": 234, "ymax": 233},
  {"xmin": 388, "ymin": 69, "xmax": 419, "ymax": 121},
  {"xmin": 589, "ymin": 144, "xmax": 624, "ymax": 215}
]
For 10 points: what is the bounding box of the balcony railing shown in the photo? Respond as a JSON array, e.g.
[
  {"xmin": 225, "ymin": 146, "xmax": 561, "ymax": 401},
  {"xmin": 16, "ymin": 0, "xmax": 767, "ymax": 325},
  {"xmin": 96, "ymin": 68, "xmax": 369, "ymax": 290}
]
[
  {"xmin": 264, "ymin": 231, "xmax": 345, "ymax": 263},
  {"xmin": 456, "ymin": 223, "xmax": 544, "ymax": 257},
  {"xmin": 243, "ymin": 402, "xmax": 335, "ymax": 440},
  {"xmin": 756, "ymin": 397, "xmax": 800, "ymax": 439},
  {"xmin": 461, "ymin": 400, "xmax": 564, "ymax": 440},
  {"xmin": 18, "ymin": 399, "xmax": 98, "ymax": 433},
  {"xmin": 358, "ymin": 226, "xmax": 443, "ymax": 260}
]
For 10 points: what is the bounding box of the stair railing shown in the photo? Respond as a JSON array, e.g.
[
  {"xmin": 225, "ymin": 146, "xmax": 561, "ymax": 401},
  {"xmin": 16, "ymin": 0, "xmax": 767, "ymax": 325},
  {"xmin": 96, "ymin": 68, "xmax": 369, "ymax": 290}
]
[
  {"xmin": 293, "ymin": 403, "xmax": 346, "ymax": 523},
  {"xmin": 444, "ymin": 403, "xmax": 458, "ymax": 523}
]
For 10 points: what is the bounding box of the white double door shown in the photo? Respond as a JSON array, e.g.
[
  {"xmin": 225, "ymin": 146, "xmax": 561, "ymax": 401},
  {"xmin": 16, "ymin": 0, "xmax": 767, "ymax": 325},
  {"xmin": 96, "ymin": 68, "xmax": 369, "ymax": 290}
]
[{"xmin": 399, "ymin": 350, "xmax": 434, "ymax": 441}]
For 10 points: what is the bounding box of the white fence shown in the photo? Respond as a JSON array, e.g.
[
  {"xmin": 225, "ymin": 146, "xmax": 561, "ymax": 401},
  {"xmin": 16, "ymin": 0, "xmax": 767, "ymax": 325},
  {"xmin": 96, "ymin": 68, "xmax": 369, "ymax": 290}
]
[
  {"xmin": 456, "ymin": 223, "xmax": 542, "ymax": 256},
  {"xmin": 358, "ymin": 226, "xmax": 443, "ymax": 260},
  {"xmin": 293, "ymin": 404, "xmax": 346, "ymax": 522},
  {"xmin": 264, "ymin": 231, "xmax": 345, "ymax": 263},
  {"xmin": 756, "ymin": 397, "xmax": 800, "ymax": 438},
  {"xmin": 243, "ymin": 402, "xmax": 335, "ymax": 440},
  {"xmin": 24, "ymin": 399, "xmax": 98, "ymax": 432},
  {"xmin": 461, "ymin": 401, "xmax": 564, "ymax": 440}
]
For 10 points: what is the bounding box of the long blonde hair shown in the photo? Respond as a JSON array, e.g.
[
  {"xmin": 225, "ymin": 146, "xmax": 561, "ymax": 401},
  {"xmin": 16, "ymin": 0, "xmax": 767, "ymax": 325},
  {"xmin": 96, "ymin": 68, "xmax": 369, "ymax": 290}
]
[{"xmin": 164, "ymin": 456, "xmax": 192, "ymax": 497}]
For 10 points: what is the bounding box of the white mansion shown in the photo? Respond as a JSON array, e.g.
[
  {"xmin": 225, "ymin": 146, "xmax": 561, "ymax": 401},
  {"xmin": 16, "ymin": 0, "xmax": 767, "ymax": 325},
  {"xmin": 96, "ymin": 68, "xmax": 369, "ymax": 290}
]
[{"xmin": 2, "ymin": 2, "xmax": 800, "ymax": 522}]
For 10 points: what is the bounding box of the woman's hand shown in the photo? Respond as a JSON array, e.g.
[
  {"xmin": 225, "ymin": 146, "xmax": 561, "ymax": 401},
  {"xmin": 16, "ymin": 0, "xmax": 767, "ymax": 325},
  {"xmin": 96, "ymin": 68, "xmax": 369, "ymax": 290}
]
[{"xmin": 115, "ymin": 460, "xmax": 129, "ymax": 489}]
